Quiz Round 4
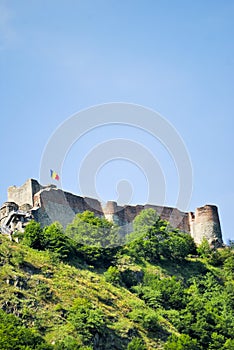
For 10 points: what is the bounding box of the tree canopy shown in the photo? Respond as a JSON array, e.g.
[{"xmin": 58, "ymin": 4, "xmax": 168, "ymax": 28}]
[{"xmin": 66, "ymin": 210, "xmax": 122, "ymax": 247}]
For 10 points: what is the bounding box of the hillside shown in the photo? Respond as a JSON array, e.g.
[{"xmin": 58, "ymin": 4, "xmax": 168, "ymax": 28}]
[{"xmin": 0, "ymin": 210, "xmax": 233, "ymax": 349}]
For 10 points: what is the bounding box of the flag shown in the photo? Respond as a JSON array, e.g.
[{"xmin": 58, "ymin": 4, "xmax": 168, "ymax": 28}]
[{"xmin": 50, "ymin": 169, "xmax": 60, "ymax": 181}]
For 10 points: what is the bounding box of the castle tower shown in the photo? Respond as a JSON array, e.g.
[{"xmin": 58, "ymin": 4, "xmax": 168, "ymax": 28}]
[
  {"xmin": 8, "ymin": 179, "xmax": 42, "ymax": 207},
  {"xmin": 190, "ymin": 204, "xmax": 223, "ymax": 247},
  {"xmin": 103, "ymin": 201, "xmax": 118, "ymax": 222},
  {"xmin": 8, "ymin": 179, "xmax": 56, "ymax": 207}
]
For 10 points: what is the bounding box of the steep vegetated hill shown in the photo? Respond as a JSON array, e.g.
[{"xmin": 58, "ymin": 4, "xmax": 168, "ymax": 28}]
[{"xmin": 0, "ymin": 209, "xmax": 233, "ymax": 349}]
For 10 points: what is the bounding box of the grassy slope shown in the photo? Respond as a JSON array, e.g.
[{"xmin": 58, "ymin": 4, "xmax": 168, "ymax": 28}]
[{"xmin": 0, "ymin": 236, "xmax": 230, "ymax": 349}]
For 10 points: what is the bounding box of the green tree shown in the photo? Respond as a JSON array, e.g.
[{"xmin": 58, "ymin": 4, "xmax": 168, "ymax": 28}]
[
  {"xmin": 160, "ymin": 232, "xmax": 196, "ymax": 261},
  {"xmin": 66, "ymin": 211, "xmax": 121, "ymax": 247},
  {"xmin": 126, "ymin": 208, "xmax": 160, "ymax": 242},
  {"xmin": 23, "ymin": 220, "xmax": 45, "ymax": 250},
  {"xmin": 197, "ymin": 237, "xmax": 212, "ymax": 258},
  {"xmin": 43, "ymin": 222, "xmax": 75, "ymax": 260}
]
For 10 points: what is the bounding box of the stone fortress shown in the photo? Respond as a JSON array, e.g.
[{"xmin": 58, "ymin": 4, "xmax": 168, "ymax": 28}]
[{"xmin": 0, "ymin": 179, "xmax": 223, "ymax": 247}]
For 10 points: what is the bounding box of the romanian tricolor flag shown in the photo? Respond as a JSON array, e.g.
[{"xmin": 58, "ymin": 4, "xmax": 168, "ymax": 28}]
[{"xmin": 50, "ymin": 169, "xmax": 60, "ymax": 181}]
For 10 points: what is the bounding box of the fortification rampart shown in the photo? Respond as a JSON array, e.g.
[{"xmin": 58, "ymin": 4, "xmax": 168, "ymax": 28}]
[{"xmin": 1, "ymin": 179, "xmax": 223, "ymax": 247}]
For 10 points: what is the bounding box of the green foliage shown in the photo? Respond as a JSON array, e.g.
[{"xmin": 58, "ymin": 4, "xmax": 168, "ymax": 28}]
[
  {"xmin": 165, "ymin": 334, "xmax": 199, "ymax": 350},
  {"xmin": 126, "ymin": 209, "xmax": 196, "ymax": 263},
  {"xmin": 120, "ymin": 267, "xmax": 143, "ymax": 288},
  {"xmin": 128, "ymin": 308, "xmax": 159, "ymax": 332},
  {"xmin": 223, "ymin": 339, "xmax": 234, "ymax": 349},
  {"xmin": 127, "ymin": 337, "xmax": 147, "ymax": 350},
  {"xmin": 23, "ymin": 221, "xmax": 76, "ymax": 261},
  {"xmin": 67, "ymin": 298, "xmax": 105, "ymax": 344},
  {"xmin": 104, "ymin": 266, "xmax": 121, "ymax": 285},
  {"xmin": 43, "ymin": 222, "xmax": 76, "ymax": 260},
  {"xmin": 0, "ymin": 209, "xmax": 233, "ymax": 350},
  {"xmin": 134, "ymin": 273, "xmax": 186, "ymax": 310},
  {"xmin": 160, "ymin": 232, "xmax": 197, "ymax": 261},
  {"xmin": 76, "ymin": 244, "xmax": 119, "ymax": 267},
  {"xmin": 197, "ymin": 237, "xmax": 212, "ymax": 258},
  {"xmin": 0, "ymin": 309, "xmax": 52, "ymax": 349},
  {"xmin": 66, "ymin": 210, "xmax": 122, "ymax": 247},
  {"xmin": 223, "ymin": 255, "xmax": 234, "ymax": 279},
  {"xmin": 126, "ymin": 208, "xmax": 160, "ymax": 242},
  {"xmin": 23, "ymin": 221, "xmax": 45, "ymax": 250}
]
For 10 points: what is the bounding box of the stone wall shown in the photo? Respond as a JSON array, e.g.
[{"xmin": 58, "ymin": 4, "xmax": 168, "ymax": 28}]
[
  {"xmin": 5, "ymin": 179, "xmax": 223, "ymax": 246},
  {"xmin": 33, "ymin": 186, "xmax": 103, "ymax": 228},
  {"xmin": 8, "ymin": 179, "xmax": 56, "ymax": 207},
  {"xmin": 189, "ymin": 205, "xmax": 223, "ymax": 247}
]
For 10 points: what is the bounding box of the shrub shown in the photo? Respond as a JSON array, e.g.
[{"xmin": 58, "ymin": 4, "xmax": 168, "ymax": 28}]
[
  {"xmin": 165, "ymin": 333, "xmax": 199, "ymax": 350},
  {"xmin": 104, "ymin": 266, "xmax": 121, "ymax": 285},
  {"xmin": 197, "ymin": 238, "xmax": 212, "ymax": 259},
  {"xmin": 128, "ymin": 308, "xmax": 159, "ymax": 332},
  {"xmin": 0, "ymin": 309, "xmax": 52, "ymax": 349},
  {"xmin": 127, "ymin": 337, "xmax": 147, "ymax": 350},
  {"xmin": 68, "ymin": 298, "xmax": 105, "ymax": 343}
]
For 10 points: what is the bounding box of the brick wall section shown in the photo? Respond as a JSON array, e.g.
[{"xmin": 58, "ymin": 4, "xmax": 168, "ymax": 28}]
[{"xmin": 5, "ymin": 179, "xmax": 223, "ymax": 246}]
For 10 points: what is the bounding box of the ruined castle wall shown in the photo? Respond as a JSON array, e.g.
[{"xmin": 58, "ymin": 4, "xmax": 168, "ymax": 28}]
[
  {"xmin": 8, "ymin": 179, "xmax": 37, "ymax": 206},
  {"xmin": 190, "ymin": 205, "xmax": 223, "ymax": 247},
  {"xmin": 0, "ymin": 202, "xmax": 19, "ymax": 225},
  {"xmin": 103, "ymin": 202, "xmax": 190, "ymax": 233},
  {"xmin": 4, "ymin": 179, "xmax": 223, "ymax": 246},
  {"xmin": 157, "ymin": 206, "xmax": 190, "ymax": 232},
  {"xmin": 8, "ymin": 179, "xmax": 56, "ymax": 207},
  {"xmin": 33, "ymin": 187, "xmax": 103, "ymax": 228}
]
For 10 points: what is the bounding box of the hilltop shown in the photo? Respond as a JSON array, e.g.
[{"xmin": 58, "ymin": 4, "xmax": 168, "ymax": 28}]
[{"xmin": 0, "ymin": 209, "xmax": 233, "ymax": 349}]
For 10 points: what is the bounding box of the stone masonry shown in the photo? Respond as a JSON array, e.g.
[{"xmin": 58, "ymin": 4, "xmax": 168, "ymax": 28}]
[{"xmin": 1, "ymin": 179, "xmax": 223, "ymax": 247}]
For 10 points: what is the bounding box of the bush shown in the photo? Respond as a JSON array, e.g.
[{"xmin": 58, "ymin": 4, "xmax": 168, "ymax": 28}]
[
  {"xmin": 121, "ymin": 268, "xmax": 144, "ymax": 288},
  {"xmin": 0, "ymin": 309, "xmax": 52, "ymax": 349},
  {"xmin": 165, "ymin": 333, "xmax": 199, "ymax": 350},
  {"xmin": 23, "ymin": 221, "xmax": 76, "ymax": 261},
  {"xmin": 128, "ymin": 308, "xmax": 159, "ymax": 332},
  {"xmin": 76, "ymin": 244, "xmax": 119, "ymax": 268},
  {"xmin": 68, "ymin": 298, "xmax": 105, "ymax": 343},
  {"xmin": 43, "ymin": 222, "xmax": 76, "ymax": 260},
  {"xmin": 197, "ymin": 238, "xmax": 212, "ymax": 259},
  {"xmin": 127, "ymin": 337, "xmax": 147, "ymax": 350},
  {"xmin": 104, "ymin": 266, "xmax": 121, "ymax": 285}
]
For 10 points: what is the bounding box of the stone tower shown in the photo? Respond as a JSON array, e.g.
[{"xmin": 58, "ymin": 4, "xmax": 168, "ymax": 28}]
[{"xmin": 189, "ymin": 205, "xmax": 223, "ymax": 247}]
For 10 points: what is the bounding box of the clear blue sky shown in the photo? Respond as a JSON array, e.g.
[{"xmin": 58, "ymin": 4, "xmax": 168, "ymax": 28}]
[{"xmin": 1, "ymin": 1, "xmax": 233, "ymax": 242}]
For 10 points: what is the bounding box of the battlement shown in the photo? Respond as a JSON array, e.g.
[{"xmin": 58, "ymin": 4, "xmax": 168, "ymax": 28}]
[{"xmin": 1, "ymin": 179, "xmax": 223, "ymax": 246}]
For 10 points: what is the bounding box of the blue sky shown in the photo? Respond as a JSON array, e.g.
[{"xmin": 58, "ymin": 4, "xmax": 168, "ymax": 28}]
[{"xmin": 0, "ymin": 1, "xmax": 233, "ymax": 242}]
